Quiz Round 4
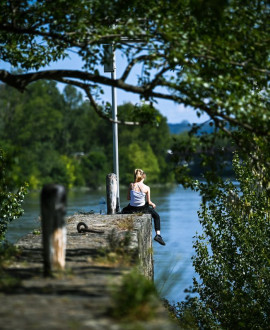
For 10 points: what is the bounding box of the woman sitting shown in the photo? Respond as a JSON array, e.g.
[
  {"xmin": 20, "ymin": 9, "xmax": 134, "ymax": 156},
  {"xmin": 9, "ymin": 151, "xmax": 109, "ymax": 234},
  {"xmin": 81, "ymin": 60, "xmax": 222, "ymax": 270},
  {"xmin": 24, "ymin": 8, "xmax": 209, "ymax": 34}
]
[{"xmin": 122, "ymin": 168, "xmax": 165, "ymax": 246}]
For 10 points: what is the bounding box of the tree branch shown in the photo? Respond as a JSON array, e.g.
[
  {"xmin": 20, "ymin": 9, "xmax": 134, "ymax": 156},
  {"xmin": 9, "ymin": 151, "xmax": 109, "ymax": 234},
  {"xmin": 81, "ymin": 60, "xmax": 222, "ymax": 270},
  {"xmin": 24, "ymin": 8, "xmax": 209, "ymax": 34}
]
[
  {"xmin": 0, "ymin": 23, "xmax": 80, "ymax": 46},
  {"xmin": 0, "ymin": 69, "xmax": 268, "ymax": 135},
  {"xmin": 157, "ymin": 79, "xmax": 265, "ymax": 135},
  {"xmin": 195, "ymin": 53, "xmax": 270, "ymax": 76},
  {"xmin": 144, "ymin": 65, "xmax": 171, "ymax": 93},
  {"xmin": 120, "ymin": 54, "xmax": 156, "ymax": 81},
  {"xmin": 85, "ymin": 89, "xmax": 140, "ymax": 126},
  {"xmin": 0, "ymin": 23, "xmax": 123, "ymax": 48},
  {"xmin": 0, "ymin": 69, "xmax": 179, "ymax": 101},
  {"xmin": 54, "ymin": 77, "xmax": 140, "ymax": 126}
]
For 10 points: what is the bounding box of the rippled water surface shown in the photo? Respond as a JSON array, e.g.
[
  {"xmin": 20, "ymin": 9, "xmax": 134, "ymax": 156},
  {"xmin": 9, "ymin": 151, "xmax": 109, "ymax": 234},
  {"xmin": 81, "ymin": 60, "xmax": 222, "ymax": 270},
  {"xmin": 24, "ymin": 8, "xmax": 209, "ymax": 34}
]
[{"xmin": 7, "ymin": 185, "xmax": 202, "ymax": 303}]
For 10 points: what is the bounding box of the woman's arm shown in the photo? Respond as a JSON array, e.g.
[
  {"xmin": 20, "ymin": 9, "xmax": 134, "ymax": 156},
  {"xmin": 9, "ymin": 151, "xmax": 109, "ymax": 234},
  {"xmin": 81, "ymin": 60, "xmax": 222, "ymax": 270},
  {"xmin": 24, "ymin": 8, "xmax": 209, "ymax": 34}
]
[
  {"xmin": 127, "ymin": 183, "xmax": 132, "ymax": 200},
  {"xmin": 146, "ymin": 186, "xmax": 156, "ymax": 208}
]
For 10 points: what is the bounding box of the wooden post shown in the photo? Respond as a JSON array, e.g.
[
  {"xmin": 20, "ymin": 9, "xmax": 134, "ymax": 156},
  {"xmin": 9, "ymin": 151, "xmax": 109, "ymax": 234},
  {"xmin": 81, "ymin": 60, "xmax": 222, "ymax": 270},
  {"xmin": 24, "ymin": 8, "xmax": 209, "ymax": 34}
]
[
  {"xmin": 41, "ymin": 184, "xmax": 67, "ymax": 276},
  {"xmin": 106, "ymin": 173, "xmax": 118, "ymax": 214}
]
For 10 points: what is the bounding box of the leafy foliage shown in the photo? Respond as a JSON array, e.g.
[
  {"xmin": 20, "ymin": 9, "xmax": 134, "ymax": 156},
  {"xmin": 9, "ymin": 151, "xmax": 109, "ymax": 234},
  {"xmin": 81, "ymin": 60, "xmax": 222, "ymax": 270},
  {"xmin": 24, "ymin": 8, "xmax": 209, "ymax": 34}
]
[
  {"xmin": 171, "ymin": 129, "xmax": 234, "ymax": 190},
  {"xmin": 1, "ymin": 3, "xmax": 270, "ymax": 325},
  {"xmin": 175, "ymin": 148, "xmax": 270, "ymax": 328},
  {"xmin": 110, "ymin": 269, "xmax": 159, "ymax": 321},
  {"xmin": 0, "ymin": 1, "xmax": 269, "ymax": 140},
  {"xmin": 0, "ymin": 149, "xmax": 28, "ymax": 242},
  {"xmin": 0, "ymin": 81, "xmax": 173, "ymax": 189},
  {"xmin": 0, "ymin": 242, "xmax": 22, "ymax": 289}
]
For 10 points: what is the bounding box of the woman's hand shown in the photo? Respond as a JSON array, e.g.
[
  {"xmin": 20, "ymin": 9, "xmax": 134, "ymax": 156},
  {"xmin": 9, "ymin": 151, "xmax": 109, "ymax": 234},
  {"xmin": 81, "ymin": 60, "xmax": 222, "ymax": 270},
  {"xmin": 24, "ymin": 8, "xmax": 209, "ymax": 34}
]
[{"xmin": 150, "ymin": 202, "xmax": 156, "ymax": 208}]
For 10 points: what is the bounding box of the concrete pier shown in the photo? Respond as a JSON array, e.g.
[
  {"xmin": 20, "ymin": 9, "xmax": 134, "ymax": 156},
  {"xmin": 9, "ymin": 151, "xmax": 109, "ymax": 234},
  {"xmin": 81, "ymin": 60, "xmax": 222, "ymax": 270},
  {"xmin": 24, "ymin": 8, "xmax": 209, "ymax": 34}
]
[{"xmin": 0, "ymin": 214, "xmax": 178, "ymax": 329}]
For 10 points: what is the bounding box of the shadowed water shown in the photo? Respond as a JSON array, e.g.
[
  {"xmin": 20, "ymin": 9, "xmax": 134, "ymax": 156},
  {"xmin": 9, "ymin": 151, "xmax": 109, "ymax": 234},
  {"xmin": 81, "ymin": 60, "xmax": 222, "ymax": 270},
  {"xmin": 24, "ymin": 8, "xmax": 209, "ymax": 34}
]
[{"xmin": 6, "ymin": 185, "xmax": 202, "ymax": 303}]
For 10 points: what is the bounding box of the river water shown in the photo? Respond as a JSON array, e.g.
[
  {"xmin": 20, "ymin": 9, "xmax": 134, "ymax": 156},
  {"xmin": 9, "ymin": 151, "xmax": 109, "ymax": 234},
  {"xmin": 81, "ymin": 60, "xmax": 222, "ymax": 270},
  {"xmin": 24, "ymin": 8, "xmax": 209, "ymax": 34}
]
[{"xmin": 6, "ymin": 185, "xmax": 202, "ymax": 303}]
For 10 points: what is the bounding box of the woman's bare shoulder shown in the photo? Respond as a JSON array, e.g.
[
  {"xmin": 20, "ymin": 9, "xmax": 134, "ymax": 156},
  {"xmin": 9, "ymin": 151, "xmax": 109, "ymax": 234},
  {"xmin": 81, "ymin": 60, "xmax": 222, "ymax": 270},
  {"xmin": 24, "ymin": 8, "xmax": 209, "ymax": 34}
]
[{"xmin": 142, "ymin": 183, "xmax": 150, "ymax": 191}]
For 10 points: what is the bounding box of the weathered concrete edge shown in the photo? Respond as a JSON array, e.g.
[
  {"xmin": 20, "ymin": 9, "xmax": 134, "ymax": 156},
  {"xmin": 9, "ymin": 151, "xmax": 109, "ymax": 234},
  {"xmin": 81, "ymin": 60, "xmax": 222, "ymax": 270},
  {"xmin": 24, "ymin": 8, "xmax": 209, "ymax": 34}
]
[
  {"xmin": 15, "ymin": 213, "xmax": 154, "ymax": 279},
  {"xmin": 67, "ymin": 213, "xmax": 154, "ymax": 280},
  {"xmin": 131, "ymin": 214, "xmax": 153, "ymax": 280}
]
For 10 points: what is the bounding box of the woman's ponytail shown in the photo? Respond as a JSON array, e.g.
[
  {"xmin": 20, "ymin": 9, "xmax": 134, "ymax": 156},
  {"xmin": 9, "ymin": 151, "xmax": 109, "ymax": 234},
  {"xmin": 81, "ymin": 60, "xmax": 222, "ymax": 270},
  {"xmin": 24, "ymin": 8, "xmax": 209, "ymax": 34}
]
[{"xmin": 134, "ymin": 169, "xmax": 146, "ymax": 182}]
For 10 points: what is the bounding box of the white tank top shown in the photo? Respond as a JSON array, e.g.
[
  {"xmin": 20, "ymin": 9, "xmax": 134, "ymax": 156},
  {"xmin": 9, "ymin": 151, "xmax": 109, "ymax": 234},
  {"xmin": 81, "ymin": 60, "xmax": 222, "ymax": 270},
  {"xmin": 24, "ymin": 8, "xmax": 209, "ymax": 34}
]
[{"xmin": 130, "ymin": 183, "xmax": 146, "ymax": 207}]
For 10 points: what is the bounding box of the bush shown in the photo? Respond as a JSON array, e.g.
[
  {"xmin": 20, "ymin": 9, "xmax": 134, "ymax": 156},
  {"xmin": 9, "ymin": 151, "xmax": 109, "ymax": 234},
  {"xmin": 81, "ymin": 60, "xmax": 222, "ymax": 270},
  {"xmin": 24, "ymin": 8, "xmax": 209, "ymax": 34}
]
[
  {"xmin": 0, "ymin": 149, "xmax": 28, "ymax": 242},
  {"xmin": 109, "ymin": 269, "xmax": 159, "ymax": 321},
  {"xmin": 177, "ymin": 153, "xmax": 270, "ymax": 328}
]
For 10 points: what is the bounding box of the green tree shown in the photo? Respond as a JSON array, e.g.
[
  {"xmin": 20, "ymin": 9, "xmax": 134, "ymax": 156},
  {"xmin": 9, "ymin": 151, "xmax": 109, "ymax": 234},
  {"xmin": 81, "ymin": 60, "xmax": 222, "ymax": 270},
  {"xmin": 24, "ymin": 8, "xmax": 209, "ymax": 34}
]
[
  {"xmin": 118, "ymin": 102, "xmax": 173, "ymax": 184},
  {"xmin": 0, "ymin": 80, "xmax": 174, "ymax": 189},
  {"xmin": 174, "ymin": 145, "xmax": 270, "ymax": 328},
  {"xmin": 123, "ymin": 142, "xmax": 160, "ymax": 184},
  {"xmin": 80, "ymin": 151, "xmax": 110, "ymax": 188},
  {"xmin": 171, "ymin": 130, "xmax": 234, "ymax": 187},
  {"xmin": 0, "ymin": 1, "xmax": 269, "ymax": 191},
  {"xmin": 1, "ymin": 1, "xmax": 268, "ymax": 198},
  {"xmin": 0, "ymin": 0, "xmax": 268, "ymax": 140},
  {"xmin": 0, "ymin": 81, "xmax": 69, "ymax": 187}
]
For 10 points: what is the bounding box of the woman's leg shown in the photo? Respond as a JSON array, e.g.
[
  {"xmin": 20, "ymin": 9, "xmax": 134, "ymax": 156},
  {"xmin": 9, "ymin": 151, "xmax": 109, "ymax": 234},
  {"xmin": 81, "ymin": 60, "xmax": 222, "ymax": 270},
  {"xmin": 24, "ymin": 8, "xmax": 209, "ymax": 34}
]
[
  {"xmin": 149, "ymin": 209, "xmax": 165, "ymax": 245},
  {"xmin": 128, "ymin": 204, "xmax": 165, "ymax": 245},
  {"xmin": 125, "ymin": 204, "xmax": 161, "ymax": 231},
  {"xmin": 148, "ymin": 208, "xmax": 161, "ymax": 232},
  {"xmin": 121, "ymin": 204, "xmax": 133, "ymax": 214}
]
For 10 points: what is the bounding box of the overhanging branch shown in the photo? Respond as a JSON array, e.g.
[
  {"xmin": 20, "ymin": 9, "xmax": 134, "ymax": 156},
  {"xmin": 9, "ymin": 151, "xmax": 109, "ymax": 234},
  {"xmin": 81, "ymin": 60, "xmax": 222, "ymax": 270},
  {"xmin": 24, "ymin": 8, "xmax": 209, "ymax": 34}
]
[
  {"xmin": 0, "ymin": 23, "xmax": 123, "ymax": 49},
  {"xmin": 0, "ymin": 69, "xmax": 268, "ymax": 135},
  {"xmin": 0, "ymin": 69, "xmax": 179, "ymax": 101},
  {"xmin": 55, "ymin": 77, "xmax": 140, "ymax": 126}
]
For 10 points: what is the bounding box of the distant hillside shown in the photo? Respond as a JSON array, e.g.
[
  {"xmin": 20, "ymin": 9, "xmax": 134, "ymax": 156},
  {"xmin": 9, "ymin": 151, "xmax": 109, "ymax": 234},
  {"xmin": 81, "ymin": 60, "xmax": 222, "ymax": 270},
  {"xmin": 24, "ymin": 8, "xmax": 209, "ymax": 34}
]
[
  {"xmin": 168, "ymin": 121, "xmax": 190, "ymax": 134},
  {"xmin": 168, "ymin": 121, "xmax": 215, "ymax": 135}
]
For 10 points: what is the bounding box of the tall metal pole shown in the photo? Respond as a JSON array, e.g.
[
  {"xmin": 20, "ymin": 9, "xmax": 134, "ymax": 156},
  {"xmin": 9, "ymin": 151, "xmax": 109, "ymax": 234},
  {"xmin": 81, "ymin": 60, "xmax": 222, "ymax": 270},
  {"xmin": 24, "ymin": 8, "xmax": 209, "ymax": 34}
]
[{"xmin": 111, "ymin": 48, "xmax": 120, "ymax": 212}]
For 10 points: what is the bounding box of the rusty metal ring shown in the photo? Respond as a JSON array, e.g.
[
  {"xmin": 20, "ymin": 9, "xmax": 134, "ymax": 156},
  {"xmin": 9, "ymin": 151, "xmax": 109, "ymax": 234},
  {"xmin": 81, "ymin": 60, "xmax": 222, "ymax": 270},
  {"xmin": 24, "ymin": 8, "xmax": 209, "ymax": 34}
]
[
  {"xmin": 77, "ymin": 221, "xmax": 104, "ymax": 234},
  {"xmin": 77, "ymin": 222, "xmax": 88, "ymax": 233}
]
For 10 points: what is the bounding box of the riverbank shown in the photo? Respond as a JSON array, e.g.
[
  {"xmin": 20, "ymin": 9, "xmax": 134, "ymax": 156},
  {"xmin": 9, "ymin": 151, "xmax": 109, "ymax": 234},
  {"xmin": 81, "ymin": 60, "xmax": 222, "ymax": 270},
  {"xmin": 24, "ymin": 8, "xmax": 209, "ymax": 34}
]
[
  {"xmin": 1, "ymin": 213, "xmax": 178, "ymax": 329},
  {"xmin": 24, "ymin": 182, "xmax": 178, "ymax": 194}
]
